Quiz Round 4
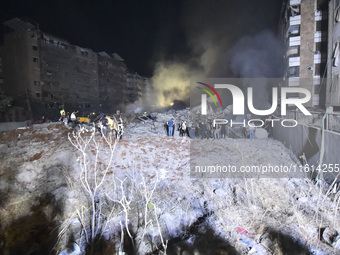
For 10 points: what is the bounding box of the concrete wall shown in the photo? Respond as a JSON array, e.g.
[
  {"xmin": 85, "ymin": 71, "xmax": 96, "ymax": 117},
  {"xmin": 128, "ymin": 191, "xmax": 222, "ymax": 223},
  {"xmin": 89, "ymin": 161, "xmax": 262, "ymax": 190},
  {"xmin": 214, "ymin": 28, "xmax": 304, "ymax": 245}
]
[{"xmin": 272, "ymin": 123, "xmax": 340, "ymax": 181}]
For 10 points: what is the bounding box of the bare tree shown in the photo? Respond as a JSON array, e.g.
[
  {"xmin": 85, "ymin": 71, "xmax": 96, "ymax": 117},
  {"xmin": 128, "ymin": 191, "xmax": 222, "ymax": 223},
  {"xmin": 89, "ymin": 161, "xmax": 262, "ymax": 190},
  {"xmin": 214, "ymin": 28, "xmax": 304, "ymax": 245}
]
[{"xmin": 68, "ymin": 130, "xmax": 119, "ymax": 252}]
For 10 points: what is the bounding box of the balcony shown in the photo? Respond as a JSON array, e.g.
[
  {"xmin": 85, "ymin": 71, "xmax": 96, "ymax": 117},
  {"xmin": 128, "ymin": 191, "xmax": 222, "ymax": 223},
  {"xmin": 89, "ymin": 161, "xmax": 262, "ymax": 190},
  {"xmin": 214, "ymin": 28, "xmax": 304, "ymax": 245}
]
[
  {"xmin": 289, "ymin": 36, "xmax": 300, "ymax": 46},
  {"xmin": 290, "ymin": 15, "xmax": 301, "ymax": 26},
  {"xmin": 314, "ymin": 31, "xmax": 326, "ymax": 43},
  {"xmin": 290, "ymin": 0, "xmax": 301, "ymax": 5},
  {"xmin": 315, "ymin": 11, "xmax": 322, "ymax": 21},
  {"xmin": 287, "ymin": 77, "xmax": 300, "ymax": 87},
  {"xmin": 314, "ymin": 53, "xmax": 322, "ymax": 64},
  {"xmin": 289, "ymin": 56, "xmax": 300, "ymax": 67}
]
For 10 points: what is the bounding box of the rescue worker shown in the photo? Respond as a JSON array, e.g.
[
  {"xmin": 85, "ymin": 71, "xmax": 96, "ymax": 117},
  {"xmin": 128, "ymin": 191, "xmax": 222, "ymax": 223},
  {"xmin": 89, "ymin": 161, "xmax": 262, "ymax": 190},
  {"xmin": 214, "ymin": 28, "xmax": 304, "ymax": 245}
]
[
  {"xmin": 70, "ymin": 110, "xmax": 79, "ymax": 129},
  {"xmin": 60, "ymin": 109, "xmax": 66, "ymax": 122}
]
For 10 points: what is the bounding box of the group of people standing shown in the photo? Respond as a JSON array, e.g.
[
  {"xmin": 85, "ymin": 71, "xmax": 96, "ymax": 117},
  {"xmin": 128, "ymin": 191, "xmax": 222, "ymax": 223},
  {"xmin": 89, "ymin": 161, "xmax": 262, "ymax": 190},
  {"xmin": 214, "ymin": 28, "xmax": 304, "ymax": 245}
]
[
  {"xmin": 59, "ymin": 109, "xmax": 78, "ymax": 128},
  {"xmin": 195, "ymin": 121, "xmax": 227, "ymax": 139},
  {"xmin": 166, "ymin": 119, "xmax": 190, "ymax": 137}
]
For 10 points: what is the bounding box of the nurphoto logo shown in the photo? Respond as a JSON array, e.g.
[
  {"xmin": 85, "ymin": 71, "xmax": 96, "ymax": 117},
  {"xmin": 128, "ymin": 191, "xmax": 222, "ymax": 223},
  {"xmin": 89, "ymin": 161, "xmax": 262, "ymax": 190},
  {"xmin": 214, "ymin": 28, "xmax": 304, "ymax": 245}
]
[{"xmin": 197, "ymin": 82, "xmax": 311, "ymax": 116}]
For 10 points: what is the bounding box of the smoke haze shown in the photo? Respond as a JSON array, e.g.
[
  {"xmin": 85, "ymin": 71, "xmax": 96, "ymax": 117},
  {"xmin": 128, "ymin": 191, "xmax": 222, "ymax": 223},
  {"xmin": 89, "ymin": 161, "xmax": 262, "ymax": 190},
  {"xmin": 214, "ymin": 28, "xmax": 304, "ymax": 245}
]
[{"xmin": 130, "ymin": 0, "xmax": 283, "ymax": 111}]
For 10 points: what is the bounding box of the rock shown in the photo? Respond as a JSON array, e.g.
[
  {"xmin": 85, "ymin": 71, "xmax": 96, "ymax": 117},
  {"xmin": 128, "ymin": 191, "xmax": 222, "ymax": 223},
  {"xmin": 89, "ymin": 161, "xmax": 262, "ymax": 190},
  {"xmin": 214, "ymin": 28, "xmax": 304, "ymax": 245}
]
[
  {"xmin": 334, "ymin": 238, "xmax": 340, "ymax": 250},
  {"xmin": 214, "ymin": 188, "xmax": 226, "ymax": 197},
  {"xmin": 322, "ymin": 227, "xmax": 338, "ymax": 245},
  {"xmin": 0, "ymin": 144, "xmax": 8, "ymax": 154}
]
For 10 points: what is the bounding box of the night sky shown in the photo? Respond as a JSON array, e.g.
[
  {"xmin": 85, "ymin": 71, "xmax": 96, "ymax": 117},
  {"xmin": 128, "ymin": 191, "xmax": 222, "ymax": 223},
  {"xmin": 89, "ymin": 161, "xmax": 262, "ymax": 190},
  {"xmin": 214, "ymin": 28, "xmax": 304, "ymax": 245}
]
[{"xmin": 0, "ymin": 0, "xmax": 283, "ymax": 77}]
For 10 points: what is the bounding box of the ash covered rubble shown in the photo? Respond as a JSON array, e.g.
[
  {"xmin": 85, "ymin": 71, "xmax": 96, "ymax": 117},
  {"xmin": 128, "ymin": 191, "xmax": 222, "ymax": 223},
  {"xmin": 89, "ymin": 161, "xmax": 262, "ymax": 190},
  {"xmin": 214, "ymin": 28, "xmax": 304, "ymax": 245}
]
[{"xmin": 0, "ymin": 108, "xmax": 339, "ymax": 254}]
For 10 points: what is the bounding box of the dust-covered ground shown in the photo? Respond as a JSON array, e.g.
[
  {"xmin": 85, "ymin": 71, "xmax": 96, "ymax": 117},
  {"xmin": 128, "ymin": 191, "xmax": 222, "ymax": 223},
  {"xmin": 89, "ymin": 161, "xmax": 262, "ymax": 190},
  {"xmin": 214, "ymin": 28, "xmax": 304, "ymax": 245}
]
[{"xmin": 0, "ymin": 110, "xmax": 340, "ymax": 255}]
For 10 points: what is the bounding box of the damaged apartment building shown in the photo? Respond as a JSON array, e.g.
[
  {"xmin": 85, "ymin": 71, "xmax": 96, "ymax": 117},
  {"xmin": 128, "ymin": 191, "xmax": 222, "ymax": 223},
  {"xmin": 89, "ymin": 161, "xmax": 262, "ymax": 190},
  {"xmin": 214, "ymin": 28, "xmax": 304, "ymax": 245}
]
[
  {"xmin": 280, "ymin": 0, "xmax": 340, "ymax": 114},
  {"xmin": 281, "ymin": 0, "xmax": 340, "ymax": 117},
  {"xmin": 0, "ymin": 18, "xmax": 144, "ymax": 121},
  {"xmin": 280, "ymin": 0, "xmax": 328, "ymax": 110}
]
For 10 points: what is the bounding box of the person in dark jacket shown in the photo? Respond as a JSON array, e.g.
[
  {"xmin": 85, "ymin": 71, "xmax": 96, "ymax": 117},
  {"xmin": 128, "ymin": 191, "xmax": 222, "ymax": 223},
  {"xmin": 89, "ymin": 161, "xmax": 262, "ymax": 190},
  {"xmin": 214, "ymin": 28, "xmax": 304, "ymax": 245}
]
[{"xmin": 100, "ymin": 116, "xmax": 108, "ymax": 136}]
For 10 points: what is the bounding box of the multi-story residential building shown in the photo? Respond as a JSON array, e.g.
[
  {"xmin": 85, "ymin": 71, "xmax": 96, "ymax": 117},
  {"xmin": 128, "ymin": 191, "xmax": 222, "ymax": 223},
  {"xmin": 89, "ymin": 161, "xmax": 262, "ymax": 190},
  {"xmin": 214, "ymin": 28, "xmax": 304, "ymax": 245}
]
[
  {"xmin": 98, "ymin": 52, "xmax": 127, "ymax": 113},
  {"xmin": 326, "ymin": 0, "xmax": 340, "ymax": 110},
  {"xmin": 39, "ymin": 33, "xmax": 99, "ymax": 110},
  {"xmin": 280, "ymin": 0, "xmax": 328, "ymax": 108},
  {"xmin": 0, "ymin": 18, "xmax": 132, "ymax": 120},
  {"xmin": 126, "ymin": 72, "xmax": 143, "ymax": 104},
  {"xmin": 1, "ymin": 18, "xmax": 40, "ymax": 120}
]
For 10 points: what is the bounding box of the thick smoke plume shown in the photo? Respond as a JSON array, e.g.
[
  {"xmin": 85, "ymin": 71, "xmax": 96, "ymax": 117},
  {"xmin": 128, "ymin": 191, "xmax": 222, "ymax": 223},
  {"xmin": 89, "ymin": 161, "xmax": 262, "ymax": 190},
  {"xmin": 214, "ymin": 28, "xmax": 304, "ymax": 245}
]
[
  {"xmin": 151, "ymin": 62, "xmax": 191, "ymax": 109},
  {"xmin": 127, "ymin": 0, "xmax": 283, "ymax": 112}
]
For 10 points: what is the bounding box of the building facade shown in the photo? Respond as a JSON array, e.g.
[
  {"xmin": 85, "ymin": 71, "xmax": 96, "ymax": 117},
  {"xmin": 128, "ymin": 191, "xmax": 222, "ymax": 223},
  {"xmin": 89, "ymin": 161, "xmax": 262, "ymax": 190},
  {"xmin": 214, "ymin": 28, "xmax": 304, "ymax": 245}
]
[
  {"xmin": 98, "ymin": 52, "xmax": 127, "ymax": 113},
  {"xmin": 126, "ymin": 72, "xmax": 143, "ymax": 104},
  {"xmin": 280, "ymin": 0, "xmax": 328, "ymax": 109},
  {"xmin": 326, "ymin": 0, "xmax": 340, "ymax": 109},
  {"xmin": 0, "ymin": 18, "xmax": 137, "ymax": 121}
]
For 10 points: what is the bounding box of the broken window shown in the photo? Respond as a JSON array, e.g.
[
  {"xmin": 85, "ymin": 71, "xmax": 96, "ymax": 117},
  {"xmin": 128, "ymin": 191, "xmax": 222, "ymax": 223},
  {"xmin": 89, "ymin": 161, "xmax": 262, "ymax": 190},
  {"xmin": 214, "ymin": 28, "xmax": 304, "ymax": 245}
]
[
  {"xmin": 336, "ymin": 7, "xmax": 340, "ymax": 22},
  {"xmin": 333, "ymin": 42, "xmax": 339, "ymax": 67},
  {"xmin": 290, "ymin": 5, "xmax": 300, "ymax": 16},
  {"xmin": 286, "ymin": 46, "xmax": 299, "ymax": 57},
  {"xmin": 288, "ymin": 66, "xmax": 299, "ymax": 77},
  {"xmin": 288, "ymin": 25, "xmax": 300, "ymax": 36}
]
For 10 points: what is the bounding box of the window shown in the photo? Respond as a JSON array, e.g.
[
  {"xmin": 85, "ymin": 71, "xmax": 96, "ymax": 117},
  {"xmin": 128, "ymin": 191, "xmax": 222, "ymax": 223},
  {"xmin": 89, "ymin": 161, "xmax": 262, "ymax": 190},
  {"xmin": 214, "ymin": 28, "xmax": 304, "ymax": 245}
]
[
  {"xmin": 290, "ymin": 5, "xmax": 300, "ymax": 16},
  {"xmin": 331, "ymin": 75, "xmax": 340, "ymax": 92},
  {"xmin": 34, "ymin": 81, "xmax": 41, "ymax": 86},
  {"xmin": 288, "ymin": 25, "xmax": 300, "ymax": 36},
  {"xmin": 286, "ymin": 46, "xmax": 299, "ymax": 57},
  {"xmin": 32, "ymin": 45, "xmax": 38, "ymax": 51},
  {"xmin": 36, "ymin": 92, "xmax": 41, "ymax": 98},
  {"xmin": 333, "ymin": 42, "xmax": 339, "ymax": 67},
  {"xmin": 34, "ymin": 68, "xmax": 40, "ymax": 75},
  {"xmin": 33, "ymin": 57, "xmax": 39, "ymax": 63},
  {"xmin": 81, "ymin": 50, "xmax": 89, "ymax": 57},
  {"xmin": 336, "ymin": 7, "xmax": 340, "ymax": 22},
  {"xmin": 314, "ymin": 84, "xmax": 321, "ymax": 94},
  {"xmin": 288, "ymin": 66, "xmax": 299, "ymax": 77}
]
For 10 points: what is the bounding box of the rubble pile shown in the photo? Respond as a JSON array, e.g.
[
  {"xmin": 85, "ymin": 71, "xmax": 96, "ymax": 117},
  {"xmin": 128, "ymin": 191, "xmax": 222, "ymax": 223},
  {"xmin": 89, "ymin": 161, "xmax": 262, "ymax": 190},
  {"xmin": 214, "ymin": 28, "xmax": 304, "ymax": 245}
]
[{"xmin": 0, "ymin": 110, "xmax": 339, "ymax": 254}]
